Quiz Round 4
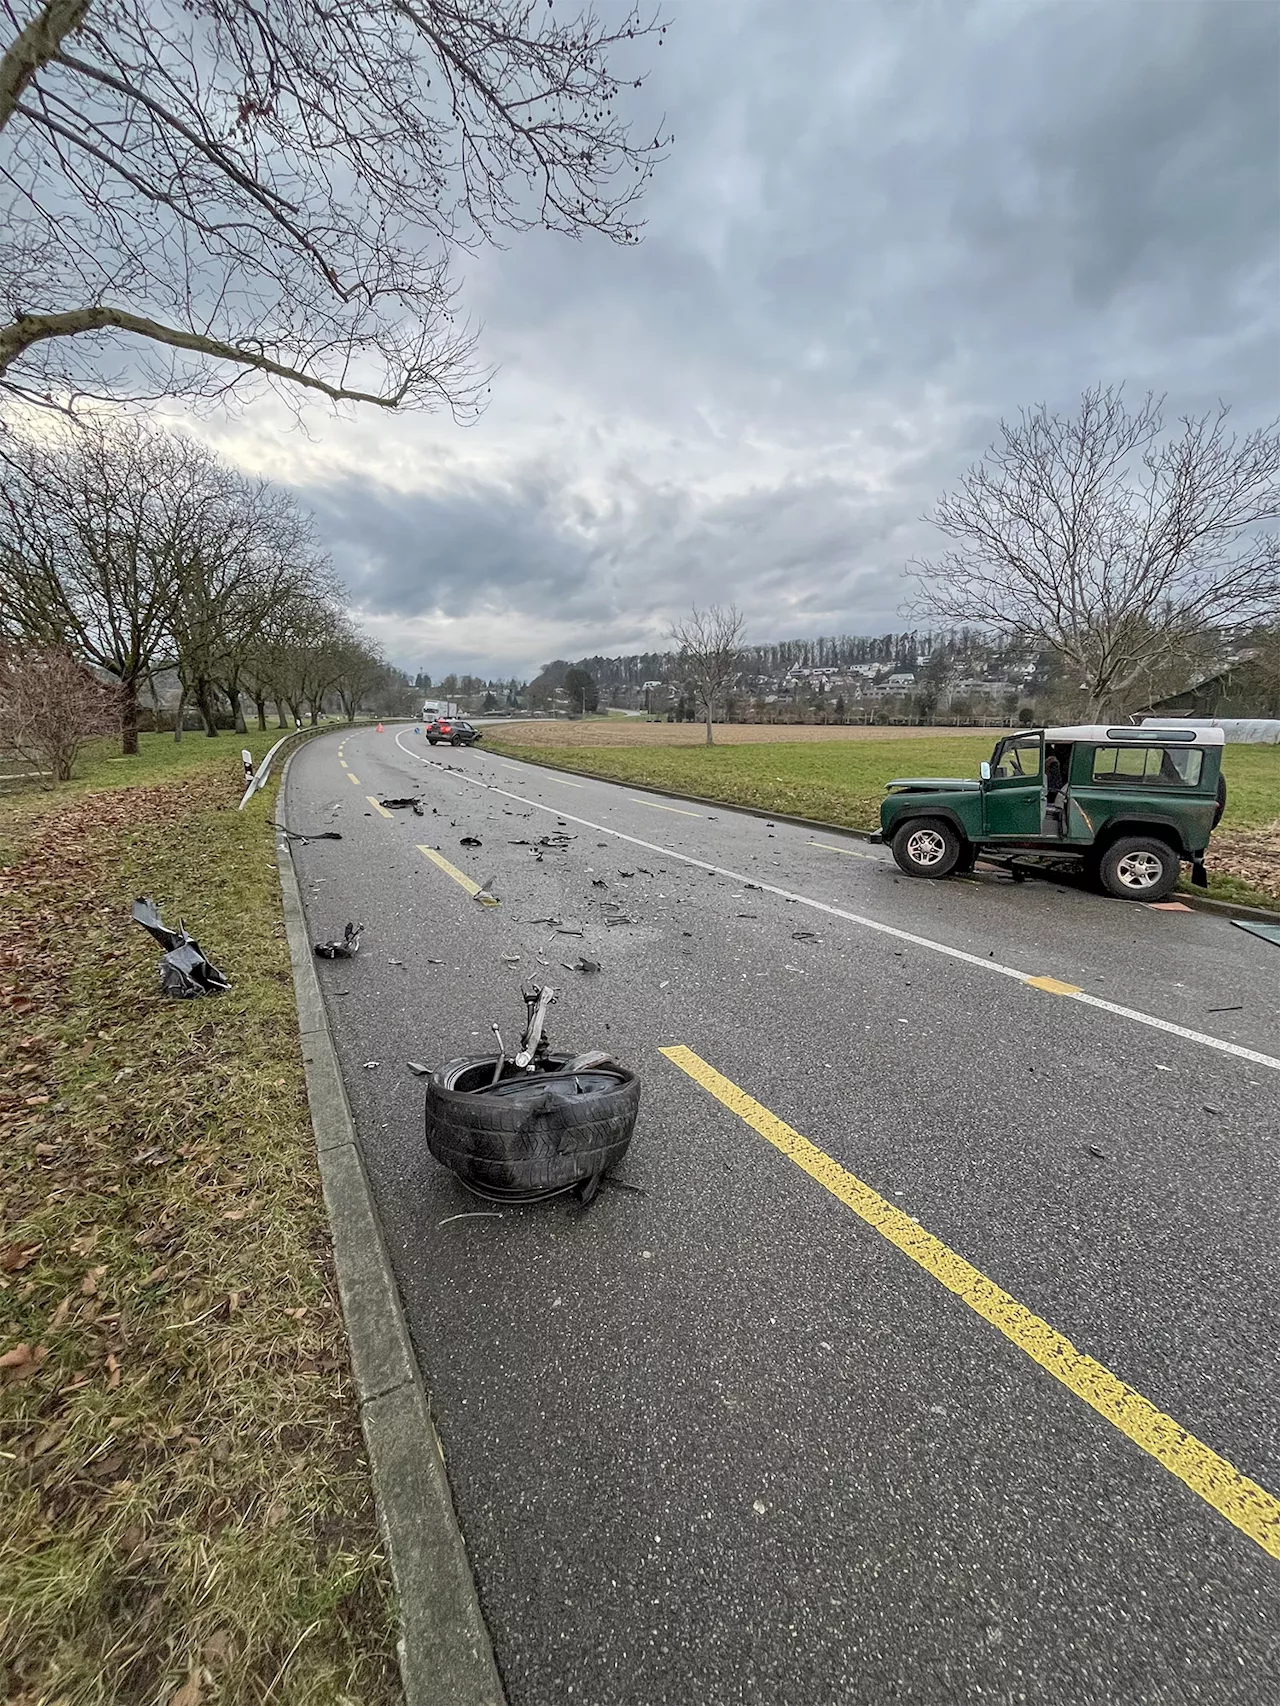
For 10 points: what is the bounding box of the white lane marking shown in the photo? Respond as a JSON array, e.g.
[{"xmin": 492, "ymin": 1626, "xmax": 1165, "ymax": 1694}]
[
  {"xmin": 393, "ymin": 732, "xmax": 1280, "ymax": 1073},
  {"xmin": 628, "ymin": 796, "xmax": 702, "ymax": 816},
  {"xmin": 809, "ymin": 839, "xmax": 885, "ymax": 864}
]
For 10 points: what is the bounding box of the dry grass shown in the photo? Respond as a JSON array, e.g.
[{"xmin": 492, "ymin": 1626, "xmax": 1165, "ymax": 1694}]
[
  {"xmin": 0, "ymin": 752, "xmax": 397, "ymax": 1705},
  {"xmin": 493, "ymin": 719, "xmax": 1004, "ymax": 748}
]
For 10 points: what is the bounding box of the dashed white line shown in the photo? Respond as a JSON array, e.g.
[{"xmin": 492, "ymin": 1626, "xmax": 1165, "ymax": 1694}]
[{"xmin": 392, "ymin": 731, "xmax": 1280, "ymax": 1074}]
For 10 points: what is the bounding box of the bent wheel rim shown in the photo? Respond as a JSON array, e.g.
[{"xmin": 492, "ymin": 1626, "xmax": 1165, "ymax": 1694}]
[
  {"xmin": 1115, "ymin": 850, "xmax": 1165, "ymax": 890},
  {"xmin": 906, "ymin": 828, "xmax": 948, "ymax": 868}
]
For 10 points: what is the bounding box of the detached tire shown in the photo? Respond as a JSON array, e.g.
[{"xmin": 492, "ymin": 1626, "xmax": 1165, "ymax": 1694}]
[
  {"xmin": 424, "ymin": 1053, "xmax": 640, "ymax": 1203},
  {"xmin": 891, "ymin": 817, "xmax": 963, "ymax": 879},
  {"xmin": 1097, "ymin": 835, "xmax": 1180, "ymax": 902}
]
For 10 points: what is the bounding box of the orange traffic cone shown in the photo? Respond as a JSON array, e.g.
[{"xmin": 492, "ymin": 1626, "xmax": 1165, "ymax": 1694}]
[{"xmin": 376, "ymin": 722, "xmax": 384, "ymax": 732}]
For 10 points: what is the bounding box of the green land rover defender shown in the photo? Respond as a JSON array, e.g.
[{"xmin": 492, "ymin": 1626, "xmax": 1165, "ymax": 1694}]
[{"xmin": 872, "ymin": 724, "xmax": 1227, "ymax": 903}]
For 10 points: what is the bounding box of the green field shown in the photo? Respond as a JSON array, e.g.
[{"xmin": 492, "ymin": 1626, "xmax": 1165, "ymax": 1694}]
[
  {"xmin": 485, "ymin": 733, "xmax": 1275, "ymax": 831},
  {"xmin": 485, "ymin": 731, "xmax": 1280, "ymax": 905}
]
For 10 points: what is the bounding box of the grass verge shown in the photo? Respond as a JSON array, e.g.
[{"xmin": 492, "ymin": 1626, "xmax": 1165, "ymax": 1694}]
[
  {"xmin": 485, "ymin": 728, "xmax": 1280, "ymax": 909},
  {"xmin": 1, "ymin": 733, "xmax": 398, "ymax": 1705}
]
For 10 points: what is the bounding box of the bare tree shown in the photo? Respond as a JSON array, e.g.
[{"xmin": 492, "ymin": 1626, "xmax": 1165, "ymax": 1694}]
[
  {"xmin": 0, "ymin": 416, "xmax": 196, "ymax": 749},
  {"xmin": 668, "ymin": 603, "xmax": 745, "ymax": 745},
  {"xmin": 329, "ymin": 625, "xmax": 389, "ymax": 722},
  {"xmin": 0, "ymin": 640, "xmax": 120, "ymax": 779},
  {"xmin": 909, "ymin": 387, "xmax": 1280, "ymax": 718},
  {"xmin": 0, "ymin": 0, "xmax": 668, "ymax": 412}
]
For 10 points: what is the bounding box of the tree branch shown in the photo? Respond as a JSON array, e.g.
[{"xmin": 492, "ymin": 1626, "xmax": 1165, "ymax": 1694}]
[
  {"xmin": 0, "ymin": 303, "xmax": 425, "ymax": 407},
  {"xmin": 0, "ymin": 0, "xmax": 88, "ymax": 134}
]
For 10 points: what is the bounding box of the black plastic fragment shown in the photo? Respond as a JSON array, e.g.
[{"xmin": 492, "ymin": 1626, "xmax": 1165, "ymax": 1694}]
[
  {"xmin": 131, "ymin": 897, "xmax": 230, "ymax": 997},
  {"xmin": 315, "ymin": 921, "xmax": 364, "ymax": 959}
]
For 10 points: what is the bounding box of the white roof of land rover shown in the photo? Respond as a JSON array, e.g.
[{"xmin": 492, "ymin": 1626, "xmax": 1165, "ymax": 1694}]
[{"xmin": 1036, "ymin": 724, "xmax": 1225, "ymax": 745}]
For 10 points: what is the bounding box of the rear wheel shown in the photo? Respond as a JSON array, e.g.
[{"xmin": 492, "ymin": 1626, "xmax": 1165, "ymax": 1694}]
[
  {"xmin": 891, "ymin": 817, "xmax": 963, "ymax": 879},
  {"xmin": 1097, "ymin": 835, "xmax": 1180, "ymax": 902},
  {"xmin": 427, "ymin": 738, "xmax": 439, "ymax": 745}
]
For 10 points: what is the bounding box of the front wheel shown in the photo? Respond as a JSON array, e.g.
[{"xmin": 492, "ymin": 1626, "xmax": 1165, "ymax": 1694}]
[
  {"xmin": 1097, "ymin": 836, "xmax": 1180, "ymax": 902},
  {"xmin": 891, "ymin": 817, "xmax": 963, "ymax": 879}
]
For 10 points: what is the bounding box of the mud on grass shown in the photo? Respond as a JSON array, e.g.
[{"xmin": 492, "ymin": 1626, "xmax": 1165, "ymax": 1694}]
[{"xmin": 0, "ymin": 769, "xmax": 398, "ymax": 1704}]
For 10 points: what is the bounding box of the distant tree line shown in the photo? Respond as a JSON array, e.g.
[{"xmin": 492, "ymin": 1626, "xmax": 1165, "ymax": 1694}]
[{"xmin": 0, "ymin": 415, "xmax": 410, "ymax": 762}]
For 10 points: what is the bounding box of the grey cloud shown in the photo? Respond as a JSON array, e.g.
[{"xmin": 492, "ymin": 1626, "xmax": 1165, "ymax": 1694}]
[{"xmin": 283, "ymin": 0, "xmax": 1278, "ymax": 676}]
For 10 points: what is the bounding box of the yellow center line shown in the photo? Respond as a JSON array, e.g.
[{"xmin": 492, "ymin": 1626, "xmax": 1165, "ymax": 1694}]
[
  {"xmin": 416, "ymin": 844, "xmax": 499, "ymax": 904},
  {"xmin": 1025, "ymin": 975, "xmax": 1083, "ymax": 995},
  {"xmin": 628, "ymin": 797, "xmax": 702, "ymax": 817},
  {"xmin": 659, "ymin": 1043, "xmax": 1280, "ymax": 1561},
  {"xmin": 347, "ymin": 772, "xmax": 361, "ymax": 786},
  {"xmin": 367, "ymin": 796, "xmax": 394, "ymax": 818},
  {"xmin": 339, "ymin": 758, "xmax": 348, "ymax": 768}
]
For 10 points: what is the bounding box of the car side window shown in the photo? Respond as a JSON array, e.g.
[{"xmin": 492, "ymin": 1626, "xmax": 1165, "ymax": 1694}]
[
  {"xmin": 992, "ymin": 738, "xmax": 1042, "ymax": 780},
  {"xmin": 1090, "ymin": 746, "xmax": 1203, "ymax": 786}
]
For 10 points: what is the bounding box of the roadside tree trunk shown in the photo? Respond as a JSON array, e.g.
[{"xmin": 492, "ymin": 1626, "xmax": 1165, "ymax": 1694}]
[
  {"xmin": 275, "ymin": 700, "xmax": 289, "ymax": 729},
  {"xmin": 704, "ymin": 706, "xmax": 713, "ymax": 746},
  {"xmin": 121, "ymin": 680, "xmax": 140, "ymax": 755},
  {"xmin": 173, "ymin": 684, "xmax": 185, "ymax": 742},
  {"xmin": 196, "ymin": 678, "xmax": 218, "ymax": 736},
  {"xmin": 255, "ymin": 695, "xmax": 267, "ymax": 731}
]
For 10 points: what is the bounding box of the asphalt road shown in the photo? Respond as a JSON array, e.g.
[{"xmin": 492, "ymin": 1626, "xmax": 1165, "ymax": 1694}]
[{"xmin": 286, "ymin": 724, "xmax": 1280, "ymax": 1706}]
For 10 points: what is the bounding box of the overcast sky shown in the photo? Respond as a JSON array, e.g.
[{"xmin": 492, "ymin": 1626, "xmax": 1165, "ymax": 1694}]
[{"xmin": 205, "ymin": 0, "xmax": 1280, "ymax": 681}]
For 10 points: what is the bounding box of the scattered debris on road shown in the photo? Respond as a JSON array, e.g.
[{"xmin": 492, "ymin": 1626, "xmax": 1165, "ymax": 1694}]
[
  {"xmin": 1207, "ymin": 1004, "xmax": 1244, "ymax": 1013},
  {"xmin": 460, "ymin": 835, "xmax": 482, "ymax": 847},
  {"xmin": 379, "ymin": 796, "xmax": 425, "ymax": 814},
  {"xmin": 280, "ymin": 826, "xmax": 343, "ymax": 843},
  {"xmin": 314, "ymin": 921, "xmax": 363, "ymax": 959},
  {"xmin": 407, "ymin": 1061, "xmax": 431, "ymax": 1076},
  {"xmin": 131, "ymin": 896, "xmax": 230, "ymax": 998}
]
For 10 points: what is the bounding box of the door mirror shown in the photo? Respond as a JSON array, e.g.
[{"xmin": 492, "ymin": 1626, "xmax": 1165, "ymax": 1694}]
[{"xmin": 979, "ymin": 761, "xmax": 991, "ymax": 781}]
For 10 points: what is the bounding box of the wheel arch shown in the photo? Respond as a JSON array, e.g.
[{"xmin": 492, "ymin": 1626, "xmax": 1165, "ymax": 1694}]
[{"xmin": 1092, "ymin": 815, "xmax": 1188, "ymax": 857}]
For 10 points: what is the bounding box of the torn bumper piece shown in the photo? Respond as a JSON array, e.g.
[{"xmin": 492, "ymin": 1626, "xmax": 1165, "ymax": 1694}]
[{"xmin": 131, "ymin": 896, "xmax": 230, "ymax": 997}]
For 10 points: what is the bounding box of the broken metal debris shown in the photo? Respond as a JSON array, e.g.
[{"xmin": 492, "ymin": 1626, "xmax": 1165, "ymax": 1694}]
[
  {"xmin": 379, "ymin": 796, "xmax": 425, "ymax": 814},
  {"xmin": 281, "ymin": 826, "xmax": 343, "ymax": 843},
  {"xmin": 314, "ymin": 921, "xmax": 363, "ymax": 959},
  {"xmin": 460, "ymin": 835, "xmax": 482, "ymax": 847},
  {"xmin": 407, "ymin": 1061, "xmax": 431, "ymax": 1076},
  {"xmin": 131, "ymin": 897, "xmax": 230, "ymax": 998}
]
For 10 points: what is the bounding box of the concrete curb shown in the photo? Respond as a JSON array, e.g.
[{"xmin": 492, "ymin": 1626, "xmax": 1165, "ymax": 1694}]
[
  {"xmin": 271, "ymin": 742, "xmax": 506, "ymax": 1706},
  {"xmin": 484, "ymin": 744, "xmax": 1280, "ymax": 924}
]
